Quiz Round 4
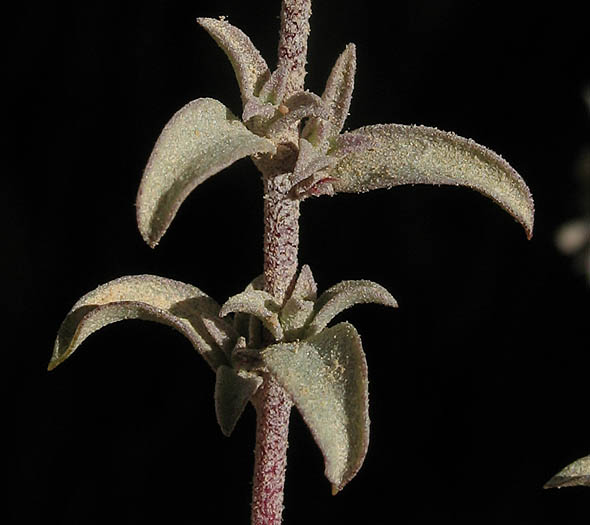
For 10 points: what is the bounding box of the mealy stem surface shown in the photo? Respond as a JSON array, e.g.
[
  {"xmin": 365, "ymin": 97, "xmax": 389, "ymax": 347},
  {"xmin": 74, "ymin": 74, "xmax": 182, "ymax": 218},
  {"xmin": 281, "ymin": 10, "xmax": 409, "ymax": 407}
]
[{"xmin": 250, "ymin": 3, "xmax": 312, "ymax": 523}]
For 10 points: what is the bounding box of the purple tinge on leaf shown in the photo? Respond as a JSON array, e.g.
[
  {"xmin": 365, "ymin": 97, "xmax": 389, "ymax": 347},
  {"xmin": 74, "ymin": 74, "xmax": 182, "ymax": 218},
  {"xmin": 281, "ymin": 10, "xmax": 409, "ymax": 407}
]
[
  {"xmin": 261, "ymin": 323, "xmax": 370, "ymax": 494},
  {"xmin": 329, "ymin": 124, "xmax": 535, "ymax": 239},
  {"xmin": 50, "ymin": 275, "xmax": 231, "ymax": 371},
  {"xmin": 303, "ymin": 43, "xmax": 356, "ymax": 147},
  {"xmin": 136, "ymin": 98, "xmax": 276, "ymax": 247}
]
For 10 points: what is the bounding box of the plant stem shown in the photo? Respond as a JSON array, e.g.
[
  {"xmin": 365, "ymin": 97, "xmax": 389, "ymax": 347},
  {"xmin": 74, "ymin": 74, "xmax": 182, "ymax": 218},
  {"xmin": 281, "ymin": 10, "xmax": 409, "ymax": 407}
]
[
  {"xmin": 250, "ymin": 3, "xmax": 312, "ymax": 523},
  {"xmin": 251, "ymin": 144, "xmax": 299, "ymax": 525}
]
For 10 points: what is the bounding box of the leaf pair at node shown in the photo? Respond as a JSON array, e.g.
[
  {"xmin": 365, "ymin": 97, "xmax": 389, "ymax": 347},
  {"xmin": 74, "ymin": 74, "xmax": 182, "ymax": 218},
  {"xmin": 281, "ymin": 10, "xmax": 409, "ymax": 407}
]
[
  {"xmin": 50, "ymin": 265, "xmax": 396, "ymax": 492},
  {"xmin": 136, "ymin": 16, "xmax": 534, "ymax": 252}
]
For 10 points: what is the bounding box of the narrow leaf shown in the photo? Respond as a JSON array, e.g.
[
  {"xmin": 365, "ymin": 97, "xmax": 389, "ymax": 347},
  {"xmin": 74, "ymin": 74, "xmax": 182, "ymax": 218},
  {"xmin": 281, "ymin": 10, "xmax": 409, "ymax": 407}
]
[
  {"xmin": 220, "ymin": 290, "xmax": 283, "ymax": 341},
  {"xmin": 137, "ymin": 98, "xmax": 276, "ymax": 247},
  {"xmin": 303, "ymin": 43, "xmax": 356, "ymax": 146},
  {"xmin": 330, "ymin": 124, "xmax": 535, "ymax": 239},
  {"xmin": 50, "ymin": 275, "xmax": 229, "ymax": 371},
  {"xmin": 262, "ymin": 323, "xmax": 369, "ymax": 493},
  {"xmin": 215, "ymin": 365, "xmax": 262, "ymax": 436},
  {"xmin": 291, "ymin": 264, "xmax": 317, "ymax": 301},
  {"xmin": 308, "ymin": 280, "xmax": 397, "ymax": 336},
  {"xmin": 544, "ymin": 455, "xmax": 590, "ymax": 489},
  {"xmin": 197, "ymin": 17, "xmax": 270, "ymax": 102}
]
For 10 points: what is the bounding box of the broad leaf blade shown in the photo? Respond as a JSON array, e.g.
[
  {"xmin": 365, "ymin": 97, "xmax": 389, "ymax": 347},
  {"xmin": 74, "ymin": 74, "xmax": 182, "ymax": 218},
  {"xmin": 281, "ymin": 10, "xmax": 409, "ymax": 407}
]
[
  {"xmin": 330, "ymin": 124, "xmax": 534, "ymax": 239},
  {"xmin": 50, "ymin": 275, "xmax": 229, "ymax": 371},
  {"xmin": 308, "ymin": 280, "xmax": 397, "ymax": 336},
  {"xmin": 215, "ymin": 365, "xmax": 262, "ymax": 437},
  {"xmin": 544, "ymin": 455, "xmax": 590, "ymax": 489},
  {"xmin": 137, "ymin": 98, "xmax": 276, "ymax": 247},
  {"xmin": 197, "ymin": 17, "xmax": 269, "ymax": 102},
  {"xmin": 262, "ymin": 323, "xmax": 369, "ymax": 493}
]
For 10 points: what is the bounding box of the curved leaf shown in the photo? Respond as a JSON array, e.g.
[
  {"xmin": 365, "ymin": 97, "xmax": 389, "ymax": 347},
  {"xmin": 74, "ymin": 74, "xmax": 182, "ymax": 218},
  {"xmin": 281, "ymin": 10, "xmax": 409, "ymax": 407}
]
[
  {"xmin": 262, "ymin": 323, "xmax": 369, "ymax": 493},
  {"xmin": 197, "ymin": 17, "xmax": 270, "ymax": 102},
  {"xmin": 266, "ymin": 91, "xmax": 329, "ymax": 136},
  {"xmin": 220, "ymin": 290, "xmax": 283, "ymax": 341},
  {"xmin": 50, "ymin": 275, "xmax": 229, "ymax": 371},
  {"xmin": 137, "ymin": 98, "xmax": 276, "ymax": 247},
  {"xmin": 329, "ymin": 124, "xmax": 535, "ymax": 239},
  {"xmin": 544, "ymin": 455, "xmax": 590, "ymax": 489},
  {"xmin": 307, "ymin": 280, "xmax": 397, "ymax": 336},
  {"xmin": 215, "ymin": 365, "xmax": 262, "ymax": 437}
]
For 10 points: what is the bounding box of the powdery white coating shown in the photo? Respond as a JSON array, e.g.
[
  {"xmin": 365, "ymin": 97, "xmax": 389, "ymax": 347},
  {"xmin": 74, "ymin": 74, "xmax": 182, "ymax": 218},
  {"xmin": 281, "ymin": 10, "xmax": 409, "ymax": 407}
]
[
  {"xmin": 50, "ymin": 275, "xmax": 227, "ymax": 371},
  {"xmin": 220, "ymin": 289, "xmax": 284, "ymax": 341},
  {"xmin": 214, "ymin": 365, "xmax": 263, "ymax": 437},
  {"xmin": 544, "ymin": 455, "xmax": 590, "ymax": 488},
  {"xmin": 290, "ymin": 138, "xmax": 337, "ymax": 190},
  {"xmin": 331, "ymin": 124, "xmax": 535, "ymax": 239},
  {"xmin": 307, "ymin": 280, "xmax": 398, "ymax": 336},
  {"xmin": 136, "ymin": 98, "xmax": 276, "ymax": 247},
  {"xmin": 290, "ymin": 264, "xmax": 317, "ymax": 300},
  {"xmin": 261, "ymin": 322, "xmax": 369, "ymax": 493},
  {"xmin": 197, "ymin": 17, "xmax": 270, "ymax": 104},
  {"xmin": 304, "ymin": 43, "xmax": 356, "ymax": 147}
]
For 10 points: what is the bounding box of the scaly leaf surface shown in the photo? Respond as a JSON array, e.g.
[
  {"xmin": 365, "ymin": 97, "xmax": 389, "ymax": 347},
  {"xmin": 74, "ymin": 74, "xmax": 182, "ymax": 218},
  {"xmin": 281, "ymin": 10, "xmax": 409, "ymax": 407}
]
[
  {"xmin": 304, "ymin": 43, "xmax": 356, "ymax": 147},
  {"xmin": 220, "ymin": 290, "xmax": 283, "ymax": 341},
  {"xmin": 329, "ymin": 124, "xmax": 535, "ymax": 238},
  {"xmin": 50, "ymin": 275, "xmax": 229, "ymax": 371},
  {"xmin": 137, "ymin": 98, "xmax": 276, "ymax": 247},
  {"xmin": 544, "ymin": 455, "xmax": 590, "ymax": 489},
  {"xmin": 197, "ymin": 17, "xmax": 269, "ymax": 103},
  {"xmin": 308, "ymin": 280, "xmax": 397, "ymax": 336},
  {"xmin": 215, "ymin": 365, "xmax": 262, "ymax": 436},
  {"xmin": 261, "ymin": 323, "xmax": 369, "ymax": 493}
]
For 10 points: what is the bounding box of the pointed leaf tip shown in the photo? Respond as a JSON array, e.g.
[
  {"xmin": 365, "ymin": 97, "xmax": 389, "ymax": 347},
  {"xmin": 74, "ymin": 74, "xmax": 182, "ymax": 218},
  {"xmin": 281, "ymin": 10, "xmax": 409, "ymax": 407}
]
[
  {"xmin": 262, "ymin": 323, "xmax": 370, "ymax": 492},
  {"xmin": 544, "ymin": 455, "xmax": 590, "ymax": 489},
  {"xmin": 308, "ymin": 280, "xmax": 397, "ymax": 336},
  {"xmin": 197, "ymin": 17, "xmax": 269, "ymax": 102},
  {"xmin": 330, "ymin": 124, "xmax": 534, "ymax": 239},
  {"xmin": 50, "ymin": 275, "xmax": 229, "ymax": 371},
  {"xmin": 136, "ymin": 98, "xmax": 275, "ymax": 247},
  {"xmin": 215, "ymin": 365, "xmax": 262, "ymax": 436}
]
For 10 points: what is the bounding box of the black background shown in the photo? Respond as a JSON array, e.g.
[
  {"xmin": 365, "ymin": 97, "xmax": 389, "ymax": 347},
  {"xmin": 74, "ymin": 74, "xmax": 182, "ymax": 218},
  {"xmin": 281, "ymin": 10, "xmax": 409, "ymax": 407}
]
[{"xmin": 11, "ymin": 1, "xmax": 588, "ymax": 524}]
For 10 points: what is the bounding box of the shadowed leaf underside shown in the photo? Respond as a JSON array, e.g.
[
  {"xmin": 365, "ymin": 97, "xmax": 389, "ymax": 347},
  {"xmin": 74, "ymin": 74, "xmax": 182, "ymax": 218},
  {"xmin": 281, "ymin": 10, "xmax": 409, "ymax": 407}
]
[
  {"xmin": 137, "ymin": 98, "xmax": 275, "ymax": 247},
  {"xmin": 50, "ymin": 275, "xmax": 229, "ymax": 371},
  {"xmin": 330, "ymin": 124, "xmax": 534, "ymax": 238}
]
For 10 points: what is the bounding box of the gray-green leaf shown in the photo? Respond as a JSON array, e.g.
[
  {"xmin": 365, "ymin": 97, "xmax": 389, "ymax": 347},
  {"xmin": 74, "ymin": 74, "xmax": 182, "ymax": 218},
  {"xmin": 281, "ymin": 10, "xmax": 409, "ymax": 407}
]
[
  {"xmin": 330, "ymin": 124, "xmax": 535, "ymax": 239},
  {"xmin": 215, "ymin": 365, "xmax": 262, "ymax": 436},
  {"xmin": 544, "ymin": 455, "xmax": 590, "ymax": 489},
  {"xmin": 304, "ymin": 43, "xmax": 356, "ymax": 147},
  {"xmin": 307, "ymin": 280, "xmax": 397, "ymax": 336},
  {"xmin": 137, "ymin": 98, "xmax": 276, "ymax": 247},
  {"xmin": 50, "ymin": 275, "xmax": 228, "ymax": 371},
  {"xmin": 261, "ymin": 323, "xmax": 369, "ymax": 493},
  {"xmin": 197, "ymin": 18, "xmax": 269, "ymax": 103},
  {"xmin": 220, "ymin": 290, "xmax": 283, "ymax": 341}
]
